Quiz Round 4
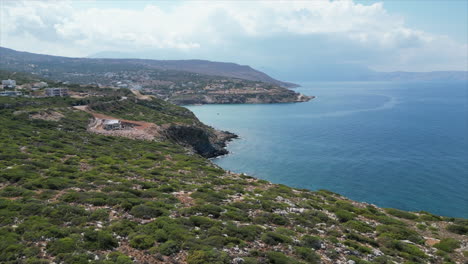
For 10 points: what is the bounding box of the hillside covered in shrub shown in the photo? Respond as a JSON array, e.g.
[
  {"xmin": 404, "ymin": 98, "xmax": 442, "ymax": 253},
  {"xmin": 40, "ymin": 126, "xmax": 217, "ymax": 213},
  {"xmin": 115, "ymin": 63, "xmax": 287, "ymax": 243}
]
[{"xmin": 0, "ymin": 89, "xmax": 467, "ymax": 264}]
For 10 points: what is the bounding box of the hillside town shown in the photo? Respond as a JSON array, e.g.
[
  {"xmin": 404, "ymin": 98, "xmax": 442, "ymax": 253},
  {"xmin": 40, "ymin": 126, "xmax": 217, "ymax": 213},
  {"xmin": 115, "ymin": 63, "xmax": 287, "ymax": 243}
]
[{"xmin": 1, "ymin": 79, "xmax": 70, "ymax": 98}]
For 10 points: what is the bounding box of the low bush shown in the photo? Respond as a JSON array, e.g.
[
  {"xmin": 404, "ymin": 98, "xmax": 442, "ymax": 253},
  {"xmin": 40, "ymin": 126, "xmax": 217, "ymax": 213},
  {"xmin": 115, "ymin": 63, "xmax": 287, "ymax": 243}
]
[
  {"xmin": 377, "ymin": 225, "xmax": 423, "ymax": 244},
  {"xmin": 186, "ymin": 249, "xmax": 229, "ymax": 264},
  {"xmin": 384, "ymin": 208, "xmax": 418, "ymax": 220},
  {"xmin": 47, "ymin": 237, "xmax": 78, "ymax": 255},
  {"xmin": 446, "ymin": 224, "xmax": 468, "ymax": 235},
  {"xmin": 130, "ymin": 204, "xmax": 168, "ymax": 219},
  {"xmin": 294, "ymin": 246, "xmax": 320, "ymax": 263},
  {"xmin": 266, "ymin": 251, "xmax": 300, "ymax": 264},
  {"xmin": 301, "ymin": 235, "xmax": 322, "ymax": 250},
  {"xmin": 344, "ymin": 220, "xmax": 374, "ymax": 233},
  {"xmin": 129, "ymin": 235, "xmax": 155, "ymax": 250},
  {"xmin": 336, "ymin": 210, "xmax": 355, "ymax": 222},
  {"xmin": 261, "ymin": 231, "xmax": 293, "ymax": 245},
  {"xmin": 434, "ymin": 238, "xmax": 460, "ymax": 253},
  {"xmin": 158, "ymin": 240, "xmax": 180, "ymax": 256}
]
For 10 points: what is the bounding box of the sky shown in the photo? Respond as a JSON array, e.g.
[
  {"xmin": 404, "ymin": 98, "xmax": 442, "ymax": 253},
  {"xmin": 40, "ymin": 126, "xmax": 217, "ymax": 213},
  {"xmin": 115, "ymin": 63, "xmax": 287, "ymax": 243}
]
[{"xmin": 1, "ymin": 0, "xmax": 467, "ymax": 80}]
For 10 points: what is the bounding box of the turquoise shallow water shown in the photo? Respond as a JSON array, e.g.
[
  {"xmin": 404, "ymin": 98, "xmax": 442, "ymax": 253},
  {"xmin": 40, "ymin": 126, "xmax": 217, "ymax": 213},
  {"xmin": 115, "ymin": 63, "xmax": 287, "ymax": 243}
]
[{"xmin": 187, "ymin": 82, "xmax": 468, "ymax": 218}]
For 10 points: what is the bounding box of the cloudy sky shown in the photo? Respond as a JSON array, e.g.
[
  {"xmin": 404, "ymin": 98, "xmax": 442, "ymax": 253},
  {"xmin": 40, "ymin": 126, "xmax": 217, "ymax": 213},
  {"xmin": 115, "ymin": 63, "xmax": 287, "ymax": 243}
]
[{"xmin": 1, "ymin": 0, "xmax": 467, "ymax": 79}]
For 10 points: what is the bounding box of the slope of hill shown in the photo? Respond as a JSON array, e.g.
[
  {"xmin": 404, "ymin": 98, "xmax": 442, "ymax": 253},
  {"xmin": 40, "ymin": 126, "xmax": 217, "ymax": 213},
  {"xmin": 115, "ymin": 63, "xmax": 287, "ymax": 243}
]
[
  {"xmin": 0, "ymin": 86, "xmax": 466, "ymax": 264},
  {"xmin": 0, "ymin": 47, "xmax": 297, "ymax": 88},
  {"xmin": 0, "ymin": 47, "xmax": 310, "ymax": 104}
]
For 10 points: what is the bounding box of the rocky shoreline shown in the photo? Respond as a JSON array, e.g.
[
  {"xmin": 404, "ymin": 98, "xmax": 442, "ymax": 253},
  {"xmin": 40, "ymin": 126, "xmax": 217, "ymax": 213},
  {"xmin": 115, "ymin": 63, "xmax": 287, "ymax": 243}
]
[{"xmin": 162, "ymin": 124, "xmax": 238, "ymax": 158}]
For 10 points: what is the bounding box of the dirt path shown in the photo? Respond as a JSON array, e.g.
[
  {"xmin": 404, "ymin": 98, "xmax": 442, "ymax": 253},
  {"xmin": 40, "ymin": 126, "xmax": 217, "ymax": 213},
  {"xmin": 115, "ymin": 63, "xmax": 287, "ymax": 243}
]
[{"xmin": 131, "ymin": 89, "xmax": 153, "ymax": 100}]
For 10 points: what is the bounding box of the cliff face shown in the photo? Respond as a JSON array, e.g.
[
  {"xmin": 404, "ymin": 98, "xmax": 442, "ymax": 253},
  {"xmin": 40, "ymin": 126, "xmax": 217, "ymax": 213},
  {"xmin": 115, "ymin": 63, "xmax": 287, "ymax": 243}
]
[{"xmin": 162, "ymin": 124, "xmax": 237, "ymax": 158}]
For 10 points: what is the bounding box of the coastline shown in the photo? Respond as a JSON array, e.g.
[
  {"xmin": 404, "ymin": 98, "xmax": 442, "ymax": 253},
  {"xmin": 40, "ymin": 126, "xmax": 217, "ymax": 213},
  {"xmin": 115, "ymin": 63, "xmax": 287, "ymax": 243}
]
[{"xmin": 186, "ymin": 83, "xmax": 468, "ymax": 219}]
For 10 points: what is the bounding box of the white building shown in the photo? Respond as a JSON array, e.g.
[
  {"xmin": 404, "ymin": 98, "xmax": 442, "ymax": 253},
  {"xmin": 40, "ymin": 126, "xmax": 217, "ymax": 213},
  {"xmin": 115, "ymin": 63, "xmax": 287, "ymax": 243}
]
[
  {"xmin": 45, "ymin": 88, "xmax": 69, "ymax": 97},
  {"xmin": 1, "ymin": 79, "xmax": 16, "ymax": 88},
  {"xmin": 0, "ymin": 91, "xmax": 22, "ymax": 97},
  {"xmin": 103, "ymin": 119, "xmax": 122, "ymax": 130},
  {"xmin": 32, "ymin": 82, "xmax": 48, "ymax": 89}
]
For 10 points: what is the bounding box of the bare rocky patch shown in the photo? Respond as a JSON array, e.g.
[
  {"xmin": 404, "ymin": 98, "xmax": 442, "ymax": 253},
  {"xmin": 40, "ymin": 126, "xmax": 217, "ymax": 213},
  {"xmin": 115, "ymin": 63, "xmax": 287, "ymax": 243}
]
[{"xmin": 29, "ymin": 110, "xmax": 64, "ymax": 121}]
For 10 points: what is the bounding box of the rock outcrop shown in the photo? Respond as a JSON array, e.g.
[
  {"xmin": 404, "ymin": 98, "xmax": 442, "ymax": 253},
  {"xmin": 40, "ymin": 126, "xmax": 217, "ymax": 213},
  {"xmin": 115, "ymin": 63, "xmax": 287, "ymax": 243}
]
[{"xmin": 162, "ymin": 124, "xmax": 237, "ymax": 158}]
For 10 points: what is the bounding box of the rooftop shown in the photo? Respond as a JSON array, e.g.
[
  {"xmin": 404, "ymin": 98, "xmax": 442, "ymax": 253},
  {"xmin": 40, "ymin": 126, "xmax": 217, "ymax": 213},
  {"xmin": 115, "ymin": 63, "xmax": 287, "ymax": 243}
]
[{"xmin": 103, "ymin": 119, "xmax": 120, "ymax": 125}]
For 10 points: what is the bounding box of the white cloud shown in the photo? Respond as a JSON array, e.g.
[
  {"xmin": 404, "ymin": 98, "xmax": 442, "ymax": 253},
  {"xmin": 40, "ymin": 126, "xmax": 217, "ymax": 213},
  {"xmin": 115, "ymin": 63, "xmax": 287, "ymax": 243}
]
[{"xmin": 0, "ymin": 0, "xmax": 466, "ymax": 72}]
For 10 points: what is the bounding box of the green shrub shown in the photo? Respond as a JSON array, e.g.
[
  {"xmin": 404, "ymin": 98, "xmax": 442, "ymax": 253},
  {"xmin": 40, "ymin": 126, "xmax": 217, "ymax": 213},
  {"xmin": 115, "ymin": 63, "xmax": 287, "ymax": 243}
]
[
  {"xmin": 266, "ymin": 251, "xmax": 299, "ymax": 264},
  {"xmin": 84, "ymin": 230, "xmax": 118, "ymax": 250},
  {"xmin": 335, "ymin": 200, "xmax": 356, "ymax": 212},
  {"xmin": 154, "ymin": 229, "xmax": 169, "ymax": 242},
  {"xmin": 384, "ymin": 208, "xmax": 418, "ymax": 220},
  {"xmin": 399, "ymin": 243, "xmax": 427, "ymax": 260},
  {"xmin": 110, "ymin": 220, "xmax": 136, "ymax": 236},
  {"xmin": 344, "ymin": 220, "xmax": 374, "ymax": 233},
  {"xmin": 261, "ymin": 231, "xmax": 293, "ymax": 245},
  {"xmin": 336, "ymin": 210, "xmax": 355, "ymax": 222},
  {"xmin": 416, "ymin": 224, "xmax": 427, "ymax": 231},
  {"xmin": 370, "ymin": 256, "xmax": 392, "ymax": 264},
  {"xmin": 346, "ymin": 233, "xmax": 378, "ymax": 247},
  {"xmin": 347, "ymin": 256, "xmax": 371, "ymax": 264},
  {"xmin": 378, "ymin": 237, "xmax": 427, "ymax": 261},
  {"xmin": 47, "ymin": 237, "xmax": 78, "ymax": 255},
  {"xmin": 446, "ymin": 224, "xmax": 468, "ymax": 235},
  {"xmin": 187, "ymin": 249, "xmax": 229, "ymax": 264},
  {"xmin": 189, "ymin": 215, "xmax": 216, "ymax": 228},
  {"xmin": 184, "ymin": 204, "xmax": 223, "ymax": 218},
  {"xmin": 344, "ymin": 240, "xmax": 372, "ymax": 254},
  {"xmin": 301, "ymin": 235, "xmax": 322, "ymax": 250},
  {"xmin": 225, "ymin": 224, "xmax": 263, "ymax": 241},
  {"xmin": 377, "ymin": 225, "xmax": 423, "ymax": 244},
  {"xmin": 130, "ymin": 204, "xmax": 167, "ymax": 219},
  {"xmin": 0, "ymin": 186, "xmax": 32, "ymax": 197},
  {"xmin": 418, "ymin": 211, "xmax": 442, "ymax": 221},
  {"xmin": 105, "ymin": 252, "xmax": 133, "ymax": 264},
  {"xmin": 294, "ymin": 246, "xmax": 320, "ymax": 263},
  {"xmin": 158, "ymin": 240, "xmax": 180, "ymax": 256},
  {"xmin": 434, "ymin": 238, "xmax": 460, "ymax": 253},
  {"xmin": 129, "ymin": 235, "xmax": 155, "ymax": 250}
]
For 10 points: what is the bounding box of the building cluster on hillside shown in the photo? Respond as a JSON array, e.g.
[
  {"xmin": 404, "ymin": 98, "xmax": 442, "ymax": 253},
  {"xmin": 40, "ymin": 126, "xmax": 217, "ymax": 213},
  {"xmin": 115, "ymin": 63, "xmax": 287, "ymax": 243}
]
[
  {"xmin": 1, "ymin": 79, "xmax": 16, "ymax": 89},
  {"xmin": 1, "ymin": 79, "xmax": 20, "ymax": 97},
  {"xmin": 0, "ymin": 91, "xmax": 22, "ymax": 97},
  {"xmin": 0, "ymin": 78, "xmax": 70, "ymax": 98}
]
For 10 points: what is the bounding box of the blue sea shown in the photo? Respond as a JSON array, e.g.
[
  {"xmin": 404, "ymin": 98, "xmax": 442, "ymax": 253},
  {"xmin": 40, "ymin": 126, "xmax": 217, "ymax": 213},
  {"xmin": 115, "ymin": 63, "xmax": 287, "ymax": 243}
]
[{"xmin": 187, "ymin": 82, "xmax": 468, "ymax": 218}]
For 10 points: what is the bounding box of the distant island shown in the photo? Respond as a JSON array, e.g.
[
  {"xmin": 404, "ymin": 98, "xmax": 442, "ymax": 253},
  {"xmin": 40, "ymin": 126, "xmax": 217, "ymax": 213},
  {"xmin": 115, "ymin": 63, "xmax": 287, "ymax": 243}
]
[{"xmin": 0, "ymin": 47, "xmax": 311, "ymax": 105}]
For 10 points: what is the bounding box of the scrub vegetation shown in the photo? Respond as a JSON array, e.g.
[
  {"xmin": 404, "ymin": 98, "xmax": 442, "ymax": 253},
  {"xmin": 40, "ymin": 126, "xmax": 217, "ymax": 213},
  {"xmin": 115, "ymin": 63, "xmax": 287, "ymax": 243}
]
[{"xmin": 0, "ymin": 86, "xmax": 466, "ymax": 264}]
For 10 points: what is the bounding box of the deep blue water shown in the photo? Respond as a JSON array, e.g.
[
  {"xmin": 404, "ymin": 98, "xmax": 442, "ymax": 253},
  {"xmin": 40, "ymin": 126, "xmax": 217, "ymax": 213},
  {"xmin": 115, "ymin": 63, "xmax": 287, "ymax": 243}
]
[{"xmin": 187, "ymin": 82, "xmax": 468, "ymax": 218}]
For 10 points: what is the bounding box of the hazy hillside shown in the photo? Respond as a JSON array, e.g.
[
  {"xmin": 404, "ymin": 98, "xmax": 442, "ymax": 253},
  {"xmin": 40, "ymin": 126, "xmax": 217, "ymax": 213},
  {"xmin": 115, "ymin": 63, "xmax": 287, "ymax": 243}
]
[{"xmin": 0, "ymin": 47, "xmax": 296, "ymax": 88}]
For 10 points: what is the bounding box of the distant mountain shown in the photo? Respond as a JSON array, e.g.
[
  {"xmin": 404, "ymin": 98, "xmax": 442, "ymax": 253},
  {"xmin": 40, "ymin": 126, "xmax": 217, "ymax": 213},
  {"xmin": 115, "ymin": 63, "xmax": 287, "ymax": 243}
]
[{"xmin": 0, "ymin": 47, "xmax": 297, "ymax": 88}]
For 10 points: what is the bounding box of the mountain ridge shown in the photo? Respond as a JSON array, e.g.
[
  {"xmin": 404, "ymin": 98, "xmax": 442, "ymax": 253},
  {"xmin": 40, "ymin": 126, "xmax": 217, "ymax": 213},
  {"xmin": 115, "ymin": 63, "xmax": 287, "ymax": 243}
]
[{"xmin": 0, "ymin": 47, "xmax": 298, "ymax": 88}]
